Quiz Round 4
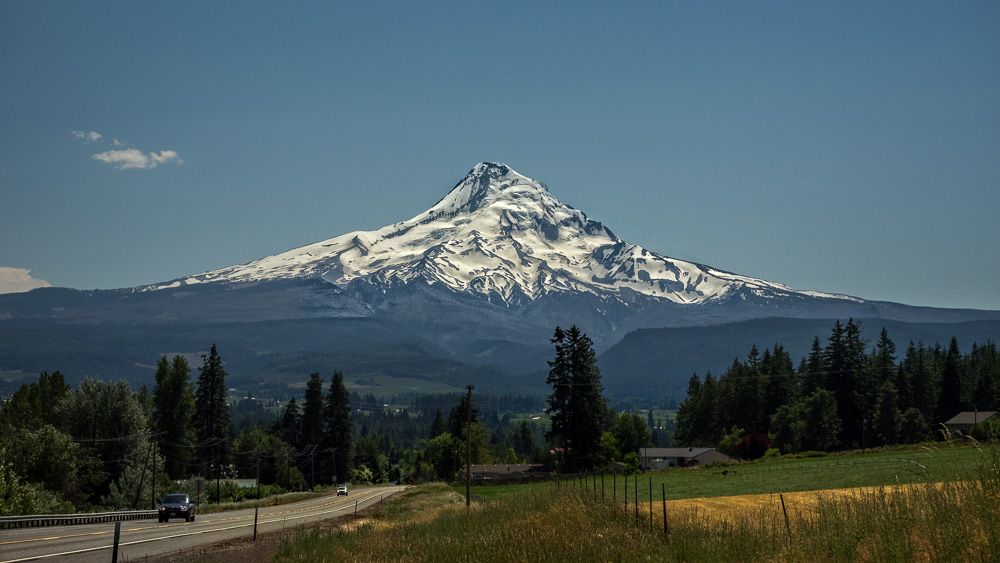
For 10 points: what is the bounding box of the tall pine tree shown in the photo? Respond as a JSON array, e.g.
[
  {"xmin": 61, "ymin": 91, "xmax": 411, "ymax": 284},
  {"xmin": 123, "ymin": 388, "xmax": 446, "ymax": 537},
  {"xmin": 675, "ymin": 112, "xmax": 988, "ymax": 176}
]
[
  {"xmin": 152, "ymin": 355, "xmax": 195, "ymax": 479},
  {"xmin": 545, "ymin": 325, "xmax": 607, "ymax": 473},
  {"xmin": 323, "ymin": 371, "xmax": 352, "ymax": 484},
  {"xmin": 194, "ymin": 345, "xmax": 230, "ymax": 480},
  {"xmin": 301, "ymin": 373, "xmax": 325, "ymax": 448}
]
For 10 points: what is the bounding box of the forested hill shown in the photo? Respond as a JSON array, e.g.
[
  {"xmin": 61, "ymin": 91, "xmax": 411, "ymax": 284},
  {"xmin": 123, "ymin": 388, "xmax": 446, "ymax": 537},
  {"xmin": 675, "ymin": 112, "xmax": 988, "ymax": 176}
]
[{"xmin": 598, "ymin": 318, "xmax": 1000, "ymax": 403}]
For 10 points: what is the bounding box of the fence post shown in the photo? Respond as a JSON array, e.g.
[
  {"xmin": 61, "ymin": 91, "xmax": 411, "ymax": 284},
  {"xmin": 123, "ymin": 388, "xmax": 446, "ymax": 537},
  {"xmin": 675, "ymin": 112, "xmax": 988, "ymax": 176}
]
[
  {"xmin": 634, "ymin": 473, "xmax": 639, "ymax": 527},
  {"xmin": 649, "ymin": 476, "xmax": 653, "ymax": 531},
  {"xmin": 780, "ymin": 493, "xmax": 791, "ymax": 538},
  {"xmin": 662, "ymin": 483, "xmax": 669, "ymax": 539}
]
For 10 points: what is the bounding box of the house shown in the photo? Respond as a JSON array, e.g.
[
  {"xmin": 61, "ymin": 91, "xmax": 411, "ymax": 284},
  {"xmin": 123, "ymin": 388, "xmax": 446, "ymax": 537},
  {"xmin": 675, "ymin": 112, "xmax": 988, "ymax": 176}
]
[
  {"xmin": 944, "ymin": 411, "xmax": 999, "ymax": 435},
  {"xmin": 465, "ymin": 464, "xmax": 549, "ymax": 482},
  {"xmin": 638, "ymin": 447, "xmax": 731, "ymax": 470}
]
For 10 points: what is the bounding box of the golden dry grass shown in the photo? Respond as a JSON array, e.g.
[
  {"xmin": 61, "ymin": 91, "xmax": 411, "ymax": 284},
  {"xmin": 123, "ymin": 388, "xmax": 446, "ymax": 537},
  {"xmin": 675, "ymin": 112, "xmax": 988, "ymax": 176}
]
[{"xmin": 653, "ymin": 482, "xmax": 946, "ymax": 526}]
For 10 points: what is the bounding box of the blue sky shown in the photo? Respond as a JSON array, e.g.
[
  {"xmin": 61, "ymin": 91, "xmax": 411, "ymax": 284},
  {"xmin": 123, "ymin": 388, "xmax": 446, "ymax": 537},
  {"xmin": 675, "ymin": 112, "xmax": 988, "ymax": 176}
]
[{"xmin": 1, "ymin": 1, "xmax": 998, "ymax": 310}]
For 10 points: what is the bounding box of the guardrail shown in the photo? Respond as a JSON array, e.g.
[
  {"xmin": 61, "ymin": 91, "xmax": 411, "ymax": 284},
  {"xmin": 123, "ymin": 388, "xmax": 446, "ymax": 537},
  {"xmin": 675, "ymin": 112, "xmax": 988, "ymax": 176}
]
[{"xmin": 0, "ymin": 510, "xmax": 158, "ymax": 529}]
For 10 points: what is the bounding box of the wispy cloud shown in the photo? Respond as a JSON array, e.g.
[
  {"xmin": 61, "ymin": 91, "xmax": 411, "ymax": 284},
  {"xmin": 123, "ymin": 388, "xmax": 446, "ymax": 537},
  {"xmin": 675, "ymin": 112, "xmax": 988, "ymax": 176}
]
[
  {"xmin": 71, "ymin": 130, "xmax": 103, "ymax": 143},
  {"xmin": 0, "ymin": 267, "xmax": 52, "ymax": 295},
  {"xmin": 74, "ymin": 130, "xmax": 183, "ymax": 170},
  {"xmin": 92, "ymin": 148, "xmax": 183, "ymax": 170}
]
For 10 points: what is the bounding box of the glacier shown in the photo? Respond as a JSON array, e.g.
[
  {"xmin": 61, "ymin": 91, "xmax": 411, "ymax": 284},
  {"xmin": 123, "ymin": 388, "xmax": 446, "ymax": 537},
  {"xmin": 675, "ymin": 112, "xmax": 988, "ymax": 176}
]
[{"xmin": 147, "ymin": 162, "xmax": 860, "ymax": 308}]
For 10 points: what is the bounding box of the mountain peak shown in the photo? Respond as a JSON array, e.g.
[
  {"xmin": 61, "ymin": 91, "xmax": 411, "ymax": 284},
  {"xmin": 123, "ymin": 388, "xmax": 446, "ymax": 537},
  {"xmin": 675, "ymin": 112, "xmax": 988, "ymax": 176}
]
[
  {"xmin": 151, "ymin": 163, "xmax": 856, "ymax": 308},
  {"xmin": 430, "ymin": 162, "xmax": 547, "ymax": 215}
]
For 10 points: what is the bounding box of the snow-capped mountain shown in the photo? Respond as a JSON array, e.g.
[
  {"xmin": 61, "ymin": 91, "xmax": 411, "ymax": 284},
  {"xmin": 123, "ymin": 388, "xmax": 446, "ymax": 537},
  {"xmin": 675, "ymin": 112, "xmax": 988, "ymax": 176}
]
[
  {"xmin": 4, "ymin": 162, "xmax": 999, "ymax": 397},
  {"xmin": 150, "ymin": 162, "xmax": 856, "ymax": 307}
]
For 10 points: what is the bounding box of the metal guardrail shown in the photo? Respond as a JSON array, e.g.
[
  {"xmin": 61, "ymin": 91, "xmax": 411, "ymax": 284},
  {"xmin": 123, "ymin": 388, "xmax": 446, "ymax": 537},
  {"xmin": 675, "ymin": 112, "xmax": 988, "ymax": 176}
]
[{"xmin": 0, "ymin": 510, "xmax": 157, "ymax": 529}]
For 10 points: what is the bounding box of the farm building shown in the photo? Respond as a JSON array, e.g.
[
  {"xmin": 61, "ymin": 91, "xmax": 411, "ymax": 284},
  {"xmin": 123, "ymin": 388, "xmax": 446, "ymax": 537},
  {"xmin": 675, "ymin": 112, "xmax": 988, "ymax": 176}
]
[
  {"xmin": 943, "ymin": 411, "xmax": 998, "ymax": 435},
  {"xmin": 638, "ymin": 447, "xmax": 731, "ymax": 470}
]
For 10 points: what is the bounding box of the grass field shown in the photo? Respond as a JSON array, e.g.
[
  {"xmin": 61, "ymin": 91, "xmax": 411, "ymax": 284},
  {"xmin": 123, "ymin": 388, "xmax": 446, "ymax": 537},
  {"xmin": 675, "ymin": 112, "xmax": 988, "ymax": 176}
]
[
  {"xmin": 275, "ymin": 442, "xmax": 1000, "ymax": 562},
  {"xmin": 458, "ymin": 442, "xmax": 989, "ymax": 503}
]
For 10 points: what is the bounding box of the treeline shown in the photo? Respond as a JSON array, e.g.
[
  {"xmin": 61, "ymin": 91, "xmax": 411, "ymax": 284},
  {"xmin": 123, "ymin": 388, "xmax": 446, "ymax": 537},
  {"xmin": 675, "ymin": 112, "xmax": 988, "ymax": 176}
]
[
  {"xmin": 0, "ymin": 345, "xmax": 286, "ymax": 515},
  {"xmin": 674, "ymin": 319, "xmax": 1000, "ymax": 455},
  {"xmin": 1, "ymin": 329, "xmax": 677, "ymax": 516}
]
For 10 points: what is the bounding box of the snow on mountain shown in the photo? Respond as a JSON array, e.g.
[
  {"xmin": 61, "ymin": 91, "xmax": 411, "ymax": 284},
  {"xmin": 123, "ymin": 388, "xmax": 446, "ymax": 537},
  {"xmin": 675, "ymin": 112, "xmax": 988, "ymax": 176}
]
[{"xmin": 149, "ymin": 162, "xmax": 859, "ymax": 306}]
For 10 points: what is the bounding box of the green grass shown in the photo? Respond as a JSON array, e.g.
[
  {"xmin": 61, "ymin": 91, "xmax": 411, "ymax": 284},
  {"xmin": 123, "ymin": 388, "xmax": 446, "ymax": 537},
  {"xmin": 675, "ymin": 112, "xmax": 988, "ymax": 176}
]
[
  {"xmin": 276, "ymin": 444, "xmax": 1000, "ymax": 562},
  {"xmin": 453, "ymin": 442, "xmax": 991, "ymax": 504}
]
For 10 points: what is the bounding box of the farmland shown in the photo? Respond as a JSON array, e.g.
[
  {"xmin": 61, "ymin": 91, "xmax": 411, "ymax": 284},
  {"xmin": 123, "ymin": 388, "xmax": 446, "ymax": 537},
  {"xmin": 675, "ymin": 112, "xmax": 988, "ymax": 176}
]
[{"xmin": 275, "ymin": 442, "xmax": 1000, "ymax": 562}]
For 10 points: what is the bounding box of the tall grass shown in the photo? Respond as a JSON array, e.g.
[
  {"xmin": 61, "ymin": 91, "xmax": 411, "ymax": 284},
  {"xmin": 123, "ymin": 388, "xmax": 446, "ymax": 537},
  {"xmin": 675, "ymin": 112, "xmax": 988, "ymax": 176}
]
[{"xmin": 276, "ymin": 446, "xmax": 1000, "ymax": 562}]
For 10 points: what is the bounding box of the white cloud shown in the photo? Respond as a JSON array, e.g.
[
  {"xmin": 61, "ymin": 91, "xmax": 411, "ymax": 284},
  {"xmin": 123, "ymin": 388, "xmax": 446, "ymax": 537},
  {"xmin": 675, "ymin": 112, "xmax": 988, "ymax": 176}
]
[
  {"xmin": 92, "ymin": 148, "xmax": 183, "ymax": 170},
  {"xmin": 71, "ymin": 130, "xmax": 103, "ymax": 143},
  {"xmin": 113, "ymin": 138, "xmax": 125, "ymax": 146},
  {"xmin": 0, "ymin": 267, "xmax": 52, "ymax": 295}
]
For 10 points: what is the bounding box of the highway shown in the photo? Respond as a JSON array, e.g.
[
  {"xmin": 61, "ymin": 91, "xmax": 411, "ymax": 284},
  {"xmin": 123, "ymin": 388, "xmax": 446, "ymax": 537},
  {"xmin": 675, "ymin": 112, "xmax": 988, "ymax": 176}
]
[{"xmin": 0, "ymin": 485, "xmax": 404, "ymax": 562}]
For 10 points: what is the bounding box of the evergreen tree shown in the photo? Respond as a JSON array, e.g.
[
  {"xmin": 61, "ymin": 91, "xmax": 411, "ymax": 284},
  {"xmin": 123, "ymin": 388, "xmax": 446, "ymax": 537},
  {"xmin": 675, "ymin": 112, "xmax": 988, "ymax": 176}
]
[
  {"xmin": 971, "ymin": 340, "xmax": 999, "ymax": 409},
  {"xmin": 446, "ymin": 394, "xmax": 488, "ymax": 464},
  {"xmin": 428, "ymin": 408, "xmax": 446, "ymax": 439},
  {"xmin": 937, "ymin": 337, "xmax": 963, "ymax": 422},
  {"xmin": 872, "ymin": 328, "xmax": 897, "ymax": 385},
  {"xmin": 544, "ymin": 325, "xmax": 608, "ymax": 472},
  {"xmin": 758, "ymin": 344, "xmax": 795, "ymax": 431},
  {"xmin": 0, "ymin": 371, "xmax": 70, "ymax": 430},
  {"xmin": 193, "ymin": 345, "xmax": 230, "ymax": 480},
  {"xmin": 902, "ymin": 341, "xmax": 936, "ymax": 420},
  {"xmin": 300, "ymin": 373, "xmax": 325, "ymax": 448},
  {"xmin": 695, "ymin": 372, "xmax": 720, "ymax": 445},
  {"xmin": 899, "ymin": 407, "xmax": 931, "ymax": 443},
  {"xmin": 514, "ymin": 420, "xmax": 534, "ymax": 457},
  {"xmin": 152, "ymin": 355, "xmax": 195, "ymax": 479},
  {"xmin": 672, "ymin": 373, "xmax": 701, "ymax": 447},
  {"xmin": 447, "ymin": 393, "xmax": 480, "ymax": 439},
  {"xmin": 824, "ymin": 319, "xmax": 868, "ymax": 447},
  {"xmin": 280, "ymin": 397, "xmax": 302, "ymax": 449},
  {"xmin": 802, "ymin": 337, "xmax": 824, "ymax": 396},
  {"xmin": 873, "ymin": 380, "xmax": 902, "ymax": 446},
  {"xmin": 323, "ymin": 371, "xmax": 352, "ymax": 484},
  {"xmin": 801, "ymin": 389, "xmax": 841, "ymax": 452}
]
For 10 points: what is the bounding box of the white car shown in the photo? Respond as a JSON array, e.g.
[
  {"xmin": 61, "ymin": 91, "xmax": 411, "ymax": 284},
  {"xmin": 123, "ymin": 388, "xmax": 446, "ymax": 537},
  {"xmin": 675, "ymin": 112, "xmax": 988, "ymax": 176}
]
[{"xmin": 337, "ymin": 486, "xmax": 348, "ymax": 496}]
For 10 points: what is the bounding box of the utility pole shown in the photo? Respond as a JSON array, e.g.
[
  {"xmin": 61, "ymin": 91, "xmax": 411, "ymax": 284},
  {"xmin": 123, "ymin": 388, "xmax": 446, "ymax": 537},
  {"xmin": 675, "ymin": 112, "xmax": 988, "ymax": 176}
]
[
  {"xmin": 466, "ymin": 385, "xmax": 473, "ymax": 509},
  {"xmin": 151, "ymin": 439, "xmax": 157, "ymax": 509}
]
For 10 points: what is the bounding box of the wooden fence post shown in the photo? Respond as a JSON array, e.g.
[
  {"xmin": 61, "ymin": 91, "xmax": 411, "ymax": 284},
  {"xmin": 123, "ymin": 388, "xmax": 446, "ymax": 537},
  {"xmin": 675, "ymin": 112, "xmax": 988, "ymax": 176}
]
[
  {"xmin": 780, "ymin": 493, "xmax": 791, "ymax": 538},
  {"xmin": 662, "ymin": 483, "xmax": 669, "ymax": 539}
]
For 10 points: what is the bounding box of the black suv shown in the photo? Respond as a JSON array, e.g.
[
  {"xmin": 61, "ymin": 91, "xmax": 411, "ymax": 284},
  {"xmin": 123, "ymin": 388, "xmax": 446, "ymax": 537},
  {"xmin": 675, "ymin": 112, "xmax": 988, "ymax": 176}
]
[{"xmin": 158, "ymin": 494, "xmax": 196, "ymax": 522}]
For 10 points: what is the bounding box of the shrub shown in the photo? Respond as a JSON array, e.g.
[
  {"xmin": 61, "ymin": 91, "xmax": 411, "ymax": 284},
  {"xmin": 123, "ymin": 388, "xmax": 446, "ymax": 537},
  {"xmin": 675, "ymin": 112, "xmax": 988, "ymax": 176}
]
[
  {"xmin": 733, "ymin": 432, "xmax": 771, "ymax": 460},
  {"xmin": 970, "ymin": 417, "xmax": 1000, "ymax": 442}
]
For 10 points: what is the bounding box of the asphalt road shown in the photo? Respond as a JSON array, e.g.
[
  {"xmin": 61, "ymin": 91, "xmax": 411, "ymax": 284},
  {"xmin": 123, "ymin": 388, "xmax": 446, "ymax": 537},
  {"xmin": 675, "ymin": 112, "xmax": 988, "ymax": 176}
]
[{"xmin": 0, "ymin": 485, "xmax": 405, "ymax": 563}]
